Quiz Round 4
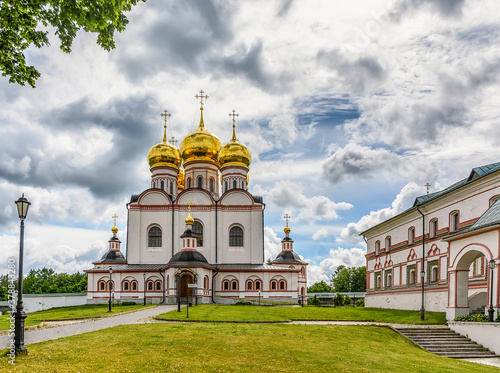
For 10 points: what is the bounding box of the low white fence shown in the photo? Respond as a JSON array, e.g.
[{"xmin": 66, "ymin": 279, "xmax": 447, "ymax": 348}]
[
  {"xmin": 2, "ymin": 293, "xmax": 87, "ymax": 313},
  {"xmin": 448, "ymin": 321, "xmax": 500, "ymax": 355}
]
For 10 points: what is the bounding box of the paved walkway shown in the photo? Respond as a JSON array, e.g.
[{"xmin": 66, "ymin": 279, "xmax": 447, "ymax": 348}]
[{"xmin": 0, "ymin": 305, "xmax": 176, "ymax": 348}]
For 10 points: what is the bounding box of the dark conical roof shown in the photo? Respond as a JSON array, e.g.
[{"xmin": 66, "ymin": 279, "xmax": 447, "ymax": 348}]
[
  {"xmin": 166, "ymin": 250, "xmax": 215, "ymax": 268},
  {"xmin": 272, "ymin": 250, "xmax": 305, "ymax": 264},
  {"xmin": 94, "ymin": 250, "xmax": 127, "ymax": 264}
]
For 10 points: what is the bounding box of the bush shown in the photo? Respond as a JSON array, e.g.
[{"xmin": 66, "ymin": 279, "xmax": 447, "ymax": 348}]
[
  {"xmin": 344, "ymin": 296, "xmax": 352, "ymax": 306},
  {"xmin": 120, "ymin": 301, "xmax": 137, "ymax": 306},
  {"xmin": 355, "ymin": 298, "xmax": 365, "ymax": 307},
  {"xmin": 235, "ymin": 301, "xmax": 253, "ymax": 305},
  {"xmin": 333, "ymin": 293, "xmax": 344, "ymax": 307},
  {"xmin": 308, "ymin": 294, "xmax": 321, "ymax": 306},
  {"xmin": 453, "ymin": 314, "xmax": 489, "ymax": 322}
]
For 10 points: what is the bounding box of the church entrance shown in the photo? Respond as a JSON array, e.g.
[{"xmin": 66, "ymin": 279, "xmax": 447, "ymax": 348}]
[{"xmin": 180, "ymin": 273, "xmax": 194, "ymax": 298}]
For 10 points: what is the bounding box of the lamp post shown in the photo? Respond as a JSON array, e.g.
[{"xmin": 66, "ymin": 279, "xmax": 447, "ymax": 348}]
[
  {"xmin": 143, "ymin": 273, "xmax": 146, "ymax": 306},
  {"xmin": 258, "ymin": 290, "xmax": 261, "ymax": 306},
  {"xmin": 488, "ymin": 259, "xmax": 496, "ymax": 322},
  {"xmin": 108, "ymin": 267, "xmax": 113, "ymax": 312},
  {"xmin": 14, "ymin": 194, "xmax": 30, "ymax": 355}
]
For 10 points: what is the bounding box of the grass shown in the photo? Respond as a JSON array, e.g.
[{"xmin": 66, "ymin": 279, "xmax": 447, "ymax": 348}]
[
  {"xmin": 0, "ymin": 304, "xmax": 153, "ymax": 331},
  {"xmin": 156, "ymin": 305, "xmax": 447, "ymax": 324},
  {"xmin": 1, "ymin": 323, "xmax": 497, "ymax": 372}
]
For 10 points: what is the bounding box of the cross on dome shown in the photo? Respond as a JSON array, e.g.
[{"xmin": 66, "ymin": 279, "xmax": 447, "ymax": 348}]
[
  {"xmin": 112, "ymin": 213, "xmax": 118, "ymax": 227},
  {"xmin": 283, "ymin": 213, "xmax": 291, "ymax": 227},
  {"xmin": 111, "ymin": 213, "xmax": 119, "ymax": 234},
  {"xmin": 195, "ymin": 90, "xmax": 209, "ymax": 107},
  {"xmin": 228, "ymin": 109, "xmax": 239, "ymax": 142},
  {"xmin": 160, "ymin": 109, "xmax": 171, "ymax": 142},
  {"xmin": 169, "ymin": 136, "xmax": 178, "ymax": 146},
  {"xmin": 425, "ymin": 182, "xmax": 431, "ymax": 195}
]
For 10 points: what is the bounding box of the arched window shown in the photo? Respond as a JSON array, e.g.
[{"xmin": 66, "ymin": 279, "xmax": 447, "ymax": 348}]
[
  {"xmin": 148, "ymin": 226, "xmax": 162, "ymax": 247},
  {"xmin": 193, "ymin": 221, "xmax": 203, "ymax": 247},
  {"xmin": 233, "ymin": 180, "xmax": 237, "ymax": 189},
  {"xmin": 271, "ymin": 281, "xmax": 277, "ymax": 290},
  {"xmin": 409, "ymin": 270, "xmax": 416, "ymax": 285},
  {"xmin": 160, "ymin": 180, "xmax": 164, "ymax": 191},
  {"xmin": 210, "ymin": 178, "xmax": 214, "ymax": 193},
  {"xmin": 408, "ymin": 227, "xmax": 415, "ymax": 245},
  {"xmin": 166, "ymin": 276, "xmax": 169, "ymax": 290},
  {"xmin": 170, "ymin": 181, "xmax": 173, "ymax": 194},
  {"xmin": 387, "ymin": 274, "xmax": 392, "ymax": 288},
  {"xmin": 431, "ymin": 265, "xmax": 439, "ymax": 283},
  {"xmin": 247, "ymin": 280, "xmax": 253, "ymax": 290},
  {"xmin": 147, "ymin": 281, "xmax": 153, "ymax": 291},
  {"xmin": 156, "ymin": 281, "xmax": 161, "ymax": 291},
  {"xmin": 187, "ymin": 178, "xmax": 191, "ymax": 188},
  {"xmin": 223, "ymin": 280, "xmax": 229, "ymax": 291},
  {"xmin": 229, "ymin": 226, "xmax": 244, "ymax": 246},
  {"xmin": 255, "ymin": 280, "xmax": 261, "ymax": 291},
  {"xmin": 242, "ymin": 181, "xmax": 245, "ymax": 189},
  {"xmin": 99, "ymin": 281, "xmax": 105, "ymax": 291},
  {"xmin": 375, "ymin": 241, "xmax": 380, "ymax": 256},
  {"xmin": 224, "ymin": 181, "xmax": 228, "ymax": 192},
  {"xmin": 430, "ymin": 219, "xmax": 438, "ymax": 238},
  {"xmin": 197, "ymin": 176, "xmax": 203, "ymax": 188},
  {"xmin": 132, "ymin": 281, "xmax": 138, "ymax": 291},
  {"xmin": 231, "ymin": 280, "xmax": 238, "ymax": 290},
  {"xmin": 385, "ymin": 236, "xmax": 391, "ymax": 251},
  {"xmin": 279, "ymin": 280, "xmax": 286, "ymax": 290},
  {"xmin": 450, "ymin": 212, "xmax": 459, "ymax": 232},
  {"xmin": 123, "ymin": 281, "xmax": 129, "ymax": 291}
]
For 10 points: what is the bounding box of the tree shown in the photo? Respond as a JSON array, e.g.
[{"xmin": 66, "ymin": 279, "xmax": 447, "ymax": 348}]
[
  {"xmin": 0, "ymin": 0, "xmax": 145, "ymax": 87},
  {"xmin": 331, "ymin": 265, "xmax": 366, "ymax": 292},
  {"xmin": 22, "ymin": 268, "xmax": 87, "ymax": 293},
  {"xmin": 307, "ymin": 280, "xmax": 333, "ymax": 293}
]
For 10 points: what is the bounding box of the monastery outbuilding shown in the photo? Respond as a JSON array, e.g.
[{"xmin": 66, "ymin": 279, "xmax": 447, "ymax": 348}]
[
  {"xmin": 85, "ymin": 92, "xmax": 308, "ymax": 305},
  {"xmin": 361, "ymin": 163, "xmax": 500, "ymax": 320}
]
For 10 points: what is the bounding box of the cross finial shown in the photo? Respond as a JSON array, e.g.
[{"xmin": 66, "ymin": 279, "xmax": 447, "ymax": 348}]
[
  {"xmin": 160, "ymin": 110, "xmax": 171, "ymax": 142},
  {"xmin": 283, "ymin": 213, "xmax": 291, "ymax": 227},
  {"xmin": 228, "ymin": 109, "xmax": 239, "ymax": 142},
  {"xmin": 185, "ymin": 198, "xmax": 194, "ymax": 213},
  {"xmin": 112, "ymin": 213, "xmax": 118, "ymax": 227},
  {"xmin": 195, "ymin": 90, "xmax": 209, "ymax": 107},
  {"xmin": 425, "ymin": 183, "xmax": 431, "ymax": 195},
  {"xmin": 169, "ymin": 136, "xmax": 178, "ymax": 146}
]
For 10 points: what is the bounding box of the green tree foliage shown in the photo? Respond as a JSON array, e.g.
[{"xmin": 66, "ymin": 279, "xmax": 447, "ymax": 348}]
[
  {"xmin": 22, "ymin": 268, "xmax": 87, "ymax": 294},
  {"xmin": 0, "ymin": 0, "xmax": 145, "ymax": 87},
  {"xmin": 331, "ymin": 265, "xmax": 366, "ymax": 292},
  {"xmin": 307, "ymin": 294, "xmax": 321, "ymax": 306},
  {"xmin": 307, "ymin": 280, "xmax": 333, "ymax": 293}
]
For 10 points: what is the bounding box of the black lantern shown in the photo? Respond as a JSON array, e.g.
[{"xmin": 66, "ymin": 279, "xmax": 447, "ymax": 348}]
[
  {"xmin": 143, "ymin": 273, "xmax": 146, "ymax": 306},
  {"xmin": 488, "ymin": 259, "xmax": 495, "ymax": 322},
  {"xmin": 108, "ymin": 267, "xmax": 113, "ymax": 312}
]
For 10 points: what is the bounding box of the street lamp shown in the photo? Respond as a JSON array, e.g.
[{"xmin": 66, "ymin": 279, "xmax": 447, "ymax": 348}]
[
  {"xmin": 258, "ymin": 290, "xmax": 261, "ymax": 306},
  {"xmin": 143, "ymin": 273, "xmax": 146, "ymax": 306},
  {"xmin": 14, "ymin": 194, "xmax": 30, "ymax": 355},
  {"xmin": 108, "ymin": 267, "xmax": 113, "ymax": 312},
  {"xmin": 420, "ymin": 270, "xmax": 425, "ymax": 320},
  {"xmin": 488, "ymin": 259, "xmax": 496, "ymax": 322}
]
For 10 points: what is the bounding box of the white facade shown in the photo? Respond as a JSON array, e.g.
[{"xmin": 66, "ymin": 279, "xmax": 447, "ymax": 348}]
[
  {"xmin": 86, "ymin": 101, "xmax": 307, "ymax": 305},
  {"xmin": 362, "ymin": 163, "xmax": 500, "ymax": 320}
]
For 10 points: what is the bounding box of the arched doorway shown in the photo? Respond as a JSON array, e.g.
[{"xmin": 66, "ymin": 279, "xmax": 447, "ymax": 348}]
[{"xmin": 180, "ymin": 273, "xmax": 194, "ymax": 297}]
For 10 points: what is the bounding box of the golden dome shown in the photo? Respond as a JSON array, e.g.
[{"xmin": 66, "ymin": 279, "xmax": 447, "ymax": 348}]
[
  {"xmin": 112, "ymin": 226, "xmax": 119, "ymax": 234},
  {"xmin": 177, "ymin": 169, "xmax": 185, "ymax": 190},
  {"xmin": 284, "ymin": 227, "xmax": 291, "ymax": 234},
  {"xmin": 218, "ymin": 123, "xmax": 251, "ymax": 169},
  {"xmin": 185, "ymin": 214, "xmax": 194, "ymax": 225},
  {"xmin": 180, "ymin": 108, "xmax": 222, "ymax": 164},
  {"xmin": 147, "ymin": 125, "xmax": 182, "ymax": 169}
]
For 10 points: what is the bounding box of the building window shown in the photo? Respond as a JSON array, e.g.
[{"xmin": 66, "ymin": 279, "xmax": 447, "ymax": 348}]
[
  {"xmin": 450, "ymin": 212, "xmax": 459, "ymax": 232},
  {"xmin": 170, "ymin": 181, "xmax": 173, "ymax": 194},
  {"xmin": 223, "ymin": 280, "xmax": 229, "ymax": 291},
  {"xmin": 271, "ymin": 280, "xmax": 277, "ymax": 290},
  {"xmin": 197, "ymin": 176, "xmax": 203, "ymax": 188},
  {"xmin": 247, "ymin": 280, "xmax": 253, "ymax": 290},
  {"xmin": 99, "ymin": 281, "xmax": 105, "ymax": 291},
  {"xmin": 123, "ymin": 281, "xmax": 129, "ymax": 291},
  {"xmin": 233, "ymin": 180, "xmax": 237, "ymax": 189},
  {"xmin": 408, "ymin": 227, "xmax": 415, "ymax": 245},
  {"xmin": 204, "ymin": 276, "xmax": 209, "ymax": 289},
  {"xmin": 132, "ymin": 281, "xmax": 137, "ymax": 291},
  {"xmin": 408, "ymin": 265, "xmax": 416, "ymax": 286},
  {"xmin": 242, "ymin": 181, "xmax": 245, "ymax": 189},
  {"xmin": 231, "ymin": 280, "xmax": 238, "ymax": 290},
  {"xmin": 375, "ymin": 241, "xmax": 380, "ymax": 256},
  {"xmin": 375, "ymin": 273, "xmax": 382, "ymax": 290},
  {"xmin": 147, "ymin": 281, "xmax": 153, "ymax": 291},
  {"xmin": 385, "ymin": 270, "xmax": 392, "ymax": 288},
  {"xmin": 160, "ymin": 180, "xmax": 164, "ymax": 190},
  {"xmin": 156, "ymin": 281, "xmax": 161, "ymax": 291},
  {"xmin": 193, "ymin": 221, "xmax": 203, "ymax": 247},
  {"xmin": 255, "ymin": 280, "xmax": 261, "ymax": 291},
  {"xmin": 187, "ymin": 178, "xmax": 191, "ymax": 188},
  {"xmin": 229, "ymin": 226, "xmax": 244, "ymax": 246},
  {"xmin": 385, "ymin": 236, "xmax": 391, "ymax": 251},
  {"xmin": 224, "ymin": 181, "xmax": 228, "ymax": 192},
  {"xmin": 148, "ymin": 226, "xmax": 162, "ymax": 247},
  {"xmin": 279, "ymin": 280, "xmax": 286, "ymax": 290},
  {"xmin": 430, "ymin": 219, "xmax": 438, "ymax": 238},
  {"xmin": 210, "ymin": 178, "xmax": 214, "ymax": 193}
]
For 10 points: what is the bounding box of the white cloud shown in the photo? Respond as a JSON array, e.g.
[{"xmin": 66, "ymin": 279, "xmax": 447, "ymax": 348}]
[
  {"xmin": 264, "ymin": 226, "xmax": 282, "ymax": 262},
  {"xmin": 307, "ymin": 247, "xmax": 366, "ymax": 286},
  {"xmin": 312, "ymin": 228, "xmax": 328, "ymax": 240}
]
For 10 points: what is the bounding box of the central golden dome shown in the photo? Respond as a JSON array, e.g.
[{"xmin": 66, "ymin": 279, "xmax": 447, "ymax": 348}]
[
  {"xmin": 218, "ymin": 124, "xmax": 251, "ymax": 169},
  {"xmin": 180, "ymin": 107, "xmax": 222, "ymax": 163},
  {"xmin": 147, "ymin": 126, "xmax": 182, "ymax": 169}
]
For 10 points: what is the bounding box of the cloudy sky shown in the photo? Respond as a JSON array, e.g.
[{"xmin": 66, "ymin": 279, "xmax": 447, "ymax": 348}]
[{"xmin": 2, "ymin": 0, "xmax": 500, "ymax": 285}]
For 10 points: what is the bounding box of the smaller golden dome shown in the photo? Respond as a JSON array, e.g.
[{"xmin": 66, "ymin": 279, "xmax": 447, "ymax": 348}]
[
  {"xmin": 147, "ymin": 123, "xmax": 182, "ymax": 169},
  {"xmin": 112, "ymin": 226, "xmax": 119, "ymax": 234},
  {"xmin": 185, "ymin": 214, "xmax": 194, "ymax": 225},
  {"xmin": 218, "ymin": 123, "xmax": 251, "ymax": 169},
  {"xmin": 284, "ymin": 227, "xmax": 291, "ymax": 234}
]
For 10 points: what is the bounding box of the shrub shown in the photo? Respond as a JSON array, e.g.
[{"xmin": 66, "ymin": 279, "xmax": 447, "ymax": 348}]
[
  {"xmin": 355, "ymin": 298, "xmax": 365, "ymax": 307},
  {"xmin": 308, "ymin": 294, "xmax": 321, "ymax": 306},
  {"xmin": 235, "ymin": 301, "xmax": 253, "ymax": 305},
  {"xmin": 344, "ymin": 296, "xmax": 352, "ymax": 306},
  {"xmin": 453, "ymin": 314, "xmax": 489, "ymax": 322},
  {"xmin": 120, "ymin": 301, "xmax": 137, "ymax": 306},
  {"xmin": 333, "ymin": 293, "xmax": 344, "ymax": 307}
]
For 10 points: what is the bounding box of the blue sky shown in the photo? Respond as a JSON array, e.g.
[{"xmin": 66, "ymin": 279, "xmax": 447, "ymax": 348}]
[{"xmin": 1, "ymin": 0, "xmax": 500, "ymax": 285}]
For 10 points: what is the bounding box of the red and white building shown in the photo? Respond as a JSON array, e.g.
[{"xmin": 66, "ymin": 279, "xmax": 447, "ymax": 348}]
[
  {"xmin": 85, "ymin": 97, "xmax": 307, "ymax": 305},
  {"xmin": 361, "ymin": 163, "xmax": 500, "ymax": 320}
]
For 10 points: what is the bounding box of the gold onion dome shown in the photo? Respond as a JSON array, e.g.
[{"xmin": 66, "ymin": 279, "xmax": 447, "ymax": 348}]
[
  {"xmin": 218, "ymin": 123, "xmax": 251, "ymax": 169},
  {"xmin": 147, "ymin": 126, "xmax": 182, "ymax": 169},
  {"xmin": 112, "ymin": 226, "xmax": 119, "ymax": 234},
  {"xmin": 177, "ymin": 169, "xmax": 185, "ymax": 189},
  {"xmin": 284, "ymin": 227, "xmax": 291, "ymax": 234},
  {"xmin": 185, "ymin": 213, "xmax": 194, "ymax": 225},
  {"xmin": 180, "ymin": 107, "xmax": 222, "ymax": 164}
]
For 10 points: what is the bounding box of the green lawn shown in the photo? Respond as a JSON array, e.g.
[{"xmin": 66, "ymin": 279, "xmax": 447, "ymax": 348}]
[
  {"xmin": 1, "ymin": 323, "xmax": 496, "ymax": 372},
  {"xmin": 156, "ymin": 305, "xmax": 447, "ymax": 324},
  {"xmin": 0, "ymin": 304, "xmax": 153, "ymax": 331}
]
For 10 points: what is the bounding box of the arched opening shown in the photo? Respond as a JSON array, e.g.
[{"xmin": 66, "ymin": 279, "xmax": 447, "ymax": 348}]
[
  {"xmin": 233, "ymin": 180, "xmax": 237, "ymax": 189},
  {"xmin": 180, "ymin": 273, "xmax": 194, "ymax": 297},
  {"xmin": 193, "ymin": 221, "xmax": 203, "ymax": 247},
  {"xmin": 187, "ymin": 178, "xmax": 192, "ymax": 188},
  {"xmin": 229, "ymin": 226, "xmax": 244, "ymax": 246},
  {"xmin": 160, "ymin": 180, "xmax": 164, "ymax": 190},
  {"xmin": 224, "ymin": 181, "xmax": 228, "ymax": 192},
  {"xmin": 148, "ymin": 226, "xmax": 162, "ymax": 247},
  {"xmin": 210, "ymin": 178, "xmax": 214, "ymax": 193},
  {"xmin": 231, "ymin": 280, "xmax": 238, "ymax": 290},
  {"xmin": 197, "ymin": 176, "xmax": 203, "ymax": 188},
  {"xmin": 170, "ymin": 181, "xmax": 173, "ymax": 195}
]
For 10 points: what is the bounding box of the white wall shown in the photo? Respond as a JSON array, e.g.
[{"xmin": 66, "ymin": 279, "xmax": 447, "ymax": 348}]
[
  {"xmin": 10, "ymin": 293, "xmax": 88, "ymax": 313},
  {"xmin": 449, "ymin": 321, "xmax": 500, "ymax": 355},
  {"xmin": 365, "ymin": 290, "xmax": 447, "ymax": 312}
]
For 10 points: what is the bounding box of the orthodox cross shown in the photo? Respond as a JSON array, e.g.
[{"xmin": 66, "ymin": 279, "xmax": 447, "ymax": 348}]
[
  {"xmin": 228, "ymin": 109, "xmax": 239, "ymax": 124},
  {"xmin": 195, "ymin": 90, "xmax": 209, "ymax": 107},
  {"xmin": 112, "ymin": 213, "xmax": 118, "ymax": 227},
  {"xmin": 283, "ymin": 213, "xmax": 291, "ymax": 227},
  {"xmin": 160, "ymin": 110, "xmax": 171, "ymax": 127},
  {"xmin": 185, "ymin": 198, "xmax": 194, "ymax": 213},
  {"xmin": 425, "ymin": 183, "xmax": 431, "ymax": 195},
  {"xmin": 169, "ymin": 136, "xmax": 178, "ymax": 146}
]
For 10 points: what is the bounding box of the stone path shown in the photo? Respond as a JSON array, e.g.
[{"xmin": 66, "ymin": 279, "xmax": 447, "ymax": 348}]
[{"xmin": 0, "ymin": 305, "xmax": 176, "ymax": 348}]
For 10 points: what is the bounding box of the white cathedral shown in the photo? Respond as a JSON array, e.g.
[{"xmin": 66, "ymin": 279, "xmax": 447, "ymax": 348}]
[{"xmin": 85, "ymin": 93, "xmax": 308, "ymax": 305}]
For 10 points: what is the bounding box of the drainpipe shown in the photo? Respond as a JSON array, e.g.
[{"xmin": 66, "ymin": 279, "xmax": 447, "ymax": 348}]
[
  {"xmin": 215, "ymin": 199, "xmax": 218, "ymax": 263},
  {"xmin": 159, "ymin": 269, "xmax": 165, "ymax": 304},
  {"xmin": 416, "ymin": 206, "xmax": 425, "ymax": 321},
  {"xmin": 171, "ymin": 196, "xmax": 175, "ymax": 258},
  {"xmin": 211, "ymin": 267, "xmax": 219, "ymax": 303},
  {"xmin": 261, "ymin": 203, "xmax": 266, "ymax": 263}
]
